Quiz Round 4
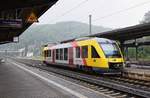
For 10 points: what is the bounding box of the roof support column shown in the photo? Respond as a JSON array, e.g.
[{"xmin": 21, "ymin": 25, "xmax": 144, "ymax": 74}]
[
  {"xmin": 135, "ymin": 46, "xmax": 138, "ymax": 61},
  {"xmin": 120, "ymin": 41, "xmax": 125, "ymax": 57},
  {"xmin": 135, "ymin": 39, "xmax": 138, "ymax": 61},
  {"xmin": 125, "ymin": 47, "xmax": 129, "ymax": 61}
]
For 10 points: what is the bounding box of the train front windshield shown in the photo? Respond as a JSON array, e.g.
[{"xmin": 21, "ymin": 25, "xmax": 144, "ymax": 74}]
[{"xmin": 100, "ymin": 43, "xmax": 121, "ymax": 58}]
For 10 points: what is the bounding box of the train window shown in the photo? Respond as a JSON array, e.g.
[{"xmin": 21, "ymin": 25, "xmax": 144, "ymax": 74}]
[
  {"xmin": 44, "ymin": 51, "xmax": 47, "ymax": 57},
  {"xmin": 50, "ymin": 50, "xmax": 51, "ymax": 57},
  {"xmin": 46, "ymin": 50, "xmax": 48, "ymax": 57},
  {"xmin": 76, "ymin": 47, "xmax": 80, "ymax": 58},
  {"xmin": 56, "ymin": 49, "xmax": 59, "ymax": 60},
  {"xmin": 64, "ymin": 48, "xmax": 68, "ymax": 60},
  {"xmin": 47, "ymin": 50, "xmax": 51, "ymax": 57},
  {"xmin": 47, "ymin": 50, "xmax": 49, "ymax": 57},
  {"xmin": 82, "ymin": 46, "xmax": 88, "ymax": 58},
  {"xmin": 91, "ymin": 46, "xmax": 100, "ymax": 58},
  {"xmin": 60, "ymin": 49, "xmax": 63, "ymax": 60}
]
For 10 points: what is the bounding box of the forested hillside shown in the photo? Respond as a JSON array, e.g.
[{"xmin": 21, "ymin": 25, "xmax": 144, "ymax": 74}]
[{"xmin": 0, "ymin": 21, "xmax": 111, "ymax": 55}]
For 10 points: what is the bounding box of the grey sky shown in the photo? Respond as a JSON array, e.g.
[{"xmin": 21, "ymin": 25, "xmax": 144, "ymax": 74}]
[{"xmin": 36, "ymin": 0, "xmax": 150, "ymax": 28}]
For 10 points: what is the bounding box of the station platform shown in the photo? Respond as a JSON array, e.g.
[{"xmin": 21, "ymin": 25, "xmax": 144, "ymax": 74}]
[
  {"xmin": 122, "ymin": 65, "xmax": 150, "ymax": 81},
  {"xmin": 0, "ymin": 60, "xmax": 71, "ymax": 98},
  {"xmin": 0, "ymin": 59, "xmax": 110, "ymax": 98}
]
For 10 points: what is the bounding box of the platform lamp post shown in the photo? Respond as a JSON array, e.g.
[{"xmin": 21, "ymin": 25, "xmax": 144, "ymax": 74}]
[{"xmin": 89, "ymin": 14, "xmax": 92, "ymax": 35}]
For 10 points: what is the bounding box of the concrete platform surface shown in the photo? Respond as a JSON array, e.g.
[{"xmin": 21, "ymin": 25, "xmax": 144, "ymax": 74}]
[
  {"xmin": 0, "ymin": 61, "xmax": 72, "ymax": 98},
  {"xmin": 0, "ymin": 59, "xmax": 111, "ymax": 98}
]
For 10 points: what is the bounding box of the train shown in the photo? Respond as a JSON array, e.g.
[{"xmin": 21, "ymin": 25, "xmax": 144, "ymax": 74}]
[{"xmin": 42, "ymin": 37, "xmax": 125, "ymax": 74}]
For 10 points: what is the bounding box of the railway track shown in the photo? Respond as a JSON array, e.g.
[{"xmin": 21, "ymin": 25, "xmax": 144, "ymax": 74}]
[
  {"xmin": 109, "ymin": 77, "xmax": 150, "ymax": 89},
  {"xmin": 13, "ymin": 58, "xmax": 150, "ymax": 98}
]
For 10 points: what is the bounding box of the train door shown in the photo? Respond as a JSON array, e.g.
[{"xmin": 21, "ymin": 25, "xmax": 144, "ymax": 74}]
[
  {"xmin": 52, "ymin": 49, "xmax": 55, "ymax": 63},
  {"xmin": 89, "ymin": 46, "xmax": 100, "ymax": 67},
  {"xmin": 69, "ymin": 47, "xmax": 74, "ymax": 67}
]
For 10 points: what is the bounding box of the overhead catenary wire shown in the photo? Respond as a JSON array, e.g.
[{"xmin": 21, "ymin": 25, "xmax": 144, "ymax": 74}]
[
  {"xmin": 38, "ymin": 0, "xmax": 150, "ymax": 31},
  {"xmin": 59, "ymin": 0, "xmax": 89, "ymax": 17},
  {"xmin": 50, "ymin": 0, "xmax": 89, "ymax": 23},
  {"xmin": 50, "ymin": 0, "xmax": 150, "ymax": 25},
  {"xmin": 93, "ymin": 0, "xmax": 150, "ymax": 22}
]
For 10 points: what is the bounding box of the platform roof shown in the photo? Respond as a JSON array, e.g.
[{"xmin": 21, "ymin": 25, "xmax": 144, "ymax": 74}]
[
  {"xmin": 0, "ymin": 0, "xmax": 58, "ymax": 44},
  {"xmin": 0, "ymin": 0, "xmax": 58, "ymax": 11},
  {"xmin": 61, "ymin": 23, "xmax": 150, "ymax": 43},
  {"xmin": 90, "ymin": 23, "xmax": 150, "ymax": 42}
]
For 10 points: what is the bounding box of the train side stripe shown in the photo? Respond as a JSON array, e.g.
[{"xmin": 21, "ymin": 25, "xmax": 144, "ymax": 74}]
[{"xmin": 71, "ymin": 41, "xmax": 78, "ymax": 47}]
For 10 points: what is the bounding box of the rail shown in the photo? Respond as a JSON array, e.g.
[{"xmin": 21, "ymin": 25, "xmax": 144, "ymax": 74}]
[{"xmin": 12, "ymin": 58, "xmax": 150, "ymax": 98}]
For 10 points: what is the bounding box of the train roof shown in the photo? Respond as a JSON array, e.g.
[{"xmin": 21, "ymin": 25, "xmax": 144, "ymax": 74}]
[
  {"xmin": 95, "ymin": 37, "xmax": 116, "ymax": 43},
  {"xmin": 61, "ymin": 37, "xmax": 115, "ymax": 43},
  {"xmin": 59, "ymin": 37, "xmax": 114, "ymax": 43},
  {"xmin": 74, "ymin": 37, "xmax": 115, "ymax": 43},
  {"xmin": 43, "ymin": 37, "xmax": 116, "ymax": 50}
]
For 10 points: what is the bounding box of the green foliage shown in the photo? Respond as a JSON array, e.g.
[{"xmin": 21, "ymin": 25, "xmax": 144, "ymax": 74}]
[
  {"xmin": 20, "ymin": 21, "xmax": 111, "ymax": 44},
  {"xmin": 127, "ymin": 46, "xmax": 150, "ymax": 60},
  {"xmin": 128, "ymin": 48, "xmax": 136, "ymax": 58},
  {"xmin": 140, "ymin": 11, "xmax": 150, "ymax": 23}
]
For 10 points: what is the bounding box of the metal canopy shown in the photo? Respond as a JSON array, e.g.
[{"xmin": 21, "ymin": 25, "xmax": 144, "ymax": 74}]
[
  {"xmin": 91, "ymin": 23, "xmax": 150, "ymax": 42},
  {"xmin": 61, "ymin": 23, "xmax": 150, "ymax": 44},
  {"xmin": 0, "ymin": 0, "xmax": 58, "ymax": 10},
  {"xmin": 0, "ymin": 0, "xmax": 58, "ymax": 44}
]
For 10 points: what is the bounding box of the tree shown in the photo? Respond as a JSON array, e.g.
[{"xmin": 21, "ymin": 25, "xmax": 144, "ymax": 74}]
[{"xmin": 140, "ymin": 11, "xmax": 150, "ymax": 24}]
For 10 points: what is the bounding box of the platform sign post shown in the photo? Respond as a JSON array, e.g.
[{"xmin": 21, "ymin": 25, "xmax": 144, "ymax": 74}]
[{"xmin": 89, "ymin": 14, "xmax": 92, "ymax": 35}]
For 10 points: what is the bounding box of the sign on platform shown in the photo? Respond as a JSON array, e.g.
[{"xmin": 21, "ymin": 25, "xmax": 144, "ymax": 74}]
[
  {"xmin": 13, "ymin": 37, "xmax": 19, "ymax": 43},
  {"xmin": 0, "ymin": 19, "xmax": 22, "ymax": 28},
  {"xmin": 27, "ymin": 12, "xmax": 38, "ymax": 23}
]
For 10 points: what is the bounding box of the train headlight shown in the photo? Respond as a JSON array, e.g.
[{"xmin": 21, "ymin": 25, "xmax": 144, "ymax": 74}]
[{"xmin": 116, "ymin": 63, "xmax": 123, "ymax": 68}]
